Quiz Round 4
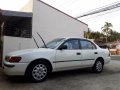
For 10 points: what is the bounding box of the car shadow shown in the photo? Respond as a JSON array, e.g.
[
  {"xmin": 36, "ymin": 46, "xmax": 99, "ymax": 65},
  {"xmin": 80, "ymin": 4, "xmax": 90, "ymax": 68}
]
[
  {"xmin": 5, "ymin": 67, "xmax": 120, "ymax": 83},
  {"xmin": 48, "ymin": 68, "xmax": 92, "ymax": 79},
  {"xmin": 5, "ymin": 68, "xmax": 92, "ymax": 83}
]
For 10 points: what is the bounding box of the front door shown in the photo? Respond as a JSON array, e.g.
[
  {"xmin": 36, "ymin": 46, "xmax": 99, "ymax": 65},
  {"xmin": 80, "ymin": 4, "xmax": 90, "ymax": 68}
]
[{"xmin": 55, "ymin": 39, "xmax": 82, "ymax": 70}]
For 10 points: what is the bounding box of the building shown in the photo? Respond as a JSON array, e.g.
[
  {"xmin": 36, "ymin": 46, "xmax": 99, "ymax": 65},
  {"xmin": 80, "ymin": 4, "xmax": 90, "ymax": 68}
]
[
  {"xmin": 21, "ymin": 0, "xmax": 33, "ymax": 12},
  {"xmin": 0, "ymin": 0, "xmax": 88, "ymax": 63}
]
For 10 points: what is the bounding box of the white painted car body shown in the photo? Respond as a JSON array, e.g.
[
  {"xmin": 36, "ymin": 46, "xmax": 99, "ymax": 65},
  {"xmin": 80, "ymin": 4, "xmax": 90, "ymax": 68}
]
[{"xmin": 3, "ymin": 37, "xmax": 110, "ymax": 76}]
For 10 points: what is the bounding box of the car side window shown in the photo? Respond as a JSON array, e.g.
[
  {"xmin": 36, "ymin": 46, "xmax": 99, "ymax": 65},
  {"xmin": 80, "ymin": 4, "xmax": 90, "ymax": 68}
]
[
  {"xmin": 63, "ymin": 39, "xmax": 79, "ymax": 50},
  {"xmin": 80, "ymin": 40, "xmax": 96, "ymax": 49}
]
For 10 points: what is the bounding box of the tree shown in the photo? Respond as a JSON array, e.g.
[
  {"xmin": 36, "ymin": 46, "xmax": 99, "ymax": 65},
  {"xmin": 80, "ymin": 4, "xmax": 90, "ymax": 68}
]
[
  {"xmin": 101, "ymin": 22, "xmax": 113, "ymax": 43},
  {"xmin": 108, "ymin": 30, "xmax": 120, "ymax": 42},
  {"xmin": 84, "ymin": 28, "xmax": 91, "ymax": 39},
  {"xmin": 89, "ymin": 31, "xmax": 103, "ymax": 39}
]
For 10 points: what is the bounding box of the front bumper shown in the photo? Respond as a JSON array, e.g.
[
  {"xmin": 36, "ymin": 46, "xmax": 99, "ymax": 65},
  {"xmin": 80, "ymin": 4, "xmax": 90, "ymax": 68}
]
[{"xmin": 3, "ymin": 62, "xmax": 29, "ymax": 76}]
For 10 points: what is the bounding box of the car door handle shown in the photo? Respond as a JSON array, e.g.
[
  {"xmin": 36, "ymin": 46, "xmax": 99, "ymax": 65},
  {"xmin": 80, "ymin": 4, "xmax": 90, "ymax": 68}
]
[
  {"xmin": 76, "ymin": 52, "xmax": 81, "ymax": 55},
  {"xmin": 94, "ymin": 52, "xmax": 98, "ymax": 54}
]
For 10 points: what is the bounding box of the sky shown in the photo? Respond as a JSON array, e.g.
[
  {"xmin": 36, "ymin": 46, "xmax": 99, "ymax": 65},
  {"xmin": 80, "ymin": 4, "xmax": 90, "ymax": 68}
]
[
  {"xmin": 42, "ymin": 0, "xmax": 120, "ymax": 33},
  {"xmin": 0, "ymin": 0, "xmax": 29, "ymax": 11},
  {"xmin": 0, "ymin": 0, "xmax": 120, "ymax": 32},
  {"xmin": 80, "ymin": 8, "xmax": 120, "ymax": 33}
]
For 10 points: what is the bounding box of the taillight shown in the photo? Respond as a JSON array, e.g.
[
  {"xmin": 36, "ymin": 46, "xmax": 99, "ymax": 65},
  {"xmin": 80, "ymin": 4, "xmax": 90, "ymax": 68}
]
[{"xmin": 5, "ymin": 56, "xmax": 21, "ymax": 63}]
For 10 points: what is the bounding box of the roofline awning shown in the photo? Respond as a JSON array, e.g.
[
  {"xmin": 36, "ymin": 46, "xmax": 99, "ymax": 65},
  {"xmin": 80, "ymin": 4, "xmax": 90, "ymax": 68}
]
[{"xmin": 0, "ymin": 9, "xmax": 33, "ymax": 17}]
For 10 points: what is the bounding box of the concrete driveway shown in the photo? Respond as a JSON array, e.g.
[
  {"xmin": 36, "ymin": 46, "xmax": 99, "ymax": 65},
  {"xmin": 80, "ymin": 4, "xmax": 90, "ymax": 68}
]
[{"xmin": 1, "ymin": 60, "xmax": 120, "ymax": 90}]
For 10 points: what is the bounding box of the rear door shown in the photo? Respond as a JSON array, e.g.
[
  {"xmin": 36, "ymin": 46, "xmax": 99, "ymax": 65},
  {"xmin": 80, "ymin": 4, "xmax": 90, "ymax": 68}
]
[{"xmin": 79, "ymin": 39, "xmax": 98, "ymax": 67}]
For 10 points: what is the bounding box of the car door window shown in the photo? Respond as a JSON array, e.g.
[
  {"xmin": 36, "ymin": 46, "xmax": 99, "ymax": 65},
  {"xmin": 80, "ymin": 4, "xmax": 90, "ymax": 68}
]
[
  {"xmin": 80, "ymin": 40, "xmax": 96, "ymax": 49},
  {"xmin": 64, "ymin": 39, "xmax": 79, "ymax": 50}
]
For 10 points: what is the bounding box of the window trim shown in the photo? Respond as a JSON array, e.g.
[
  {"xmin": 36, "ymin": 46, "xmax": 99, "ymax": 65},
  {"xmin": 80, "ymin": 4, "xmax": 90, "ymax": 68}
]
[
  {"xmin": 79, "ymin": 39, "xmax": 97, "ymax": 50},
  {"xmin": 57, "ymin": 38, "xmax": 81, "ymax": 50}
]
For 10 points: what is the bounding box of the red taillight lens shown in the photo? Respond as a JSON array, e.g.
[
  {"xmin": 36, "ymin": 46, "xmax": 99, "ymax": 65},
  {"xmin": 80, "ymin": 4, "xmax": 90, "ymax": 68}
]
[{"xmin": 5, "ymin": 56, "xmax": 21, "ymax": 63}]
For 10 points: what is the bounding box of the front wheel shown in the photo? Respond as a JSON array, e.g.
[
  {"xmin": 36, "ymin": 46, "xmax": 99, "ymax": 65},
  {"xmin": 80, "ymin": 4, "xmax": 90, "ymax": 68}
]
[
  {"xmin": 26, "ymin": 61, "xmax": 49, "ymax": 82},
  {"xmin": 92, "ymin": 60, "xmax": 103, "ymax": 73}
]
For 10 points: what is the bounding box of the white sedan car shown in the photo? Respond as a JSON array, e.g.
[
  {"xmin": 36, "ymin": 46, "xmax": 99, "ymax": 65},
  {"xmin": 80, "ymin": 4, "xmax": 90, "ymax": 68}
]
[{"xmin": 3, "ymin": 37, "xmax": 110, "ymax": 82}]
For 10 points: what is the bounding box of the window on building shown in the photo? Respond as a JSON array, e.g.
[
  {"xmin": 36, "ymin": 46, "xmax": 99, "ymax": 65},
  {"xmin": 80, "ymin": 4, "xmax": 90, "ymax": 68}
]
[{"xmin": 3, "ymin": 17, "xmax": 32, "ymax": 38}]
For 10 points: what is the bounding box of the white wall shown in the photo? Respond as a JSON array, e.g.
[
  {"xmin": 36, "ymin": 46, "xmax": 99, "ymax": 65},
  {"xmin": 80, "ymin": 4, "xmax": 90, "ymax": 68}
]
[
  {"xmin": 3, "ymin": 0, "xmax": 88, "ymax": 58},
  {"xmin": 32, "ymin": 0, "xmax": 88, "ymax": 46},
  {"xmin": 3, "ymin": 36, "xmax": 36, "ymax": 58}
]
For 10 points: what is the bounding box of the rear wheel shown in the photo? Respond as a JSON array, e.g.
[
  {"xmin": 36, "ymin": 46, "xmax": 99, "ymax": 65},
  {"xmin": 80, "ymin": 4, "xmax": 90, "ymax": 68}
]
[
  {"xmin": 92, "ymin": 60, "xmax": 103, "ymax": 73},
  {"xmin": 26, "ymin": 61, "xmax": 50, "ymax": 82}
]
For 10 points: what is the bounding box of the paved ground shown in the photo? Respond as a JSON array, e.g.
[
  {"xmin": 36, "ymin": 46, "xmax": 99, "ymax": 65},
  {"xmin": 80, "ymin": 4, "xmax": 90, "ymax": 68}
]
[
  {"xmin": 1, "ymin": 59, "xmax": 120, "ymax": 90},
  {"xmin": 111, "ymin": 55, "xmax": 120, "ymax": 60}
]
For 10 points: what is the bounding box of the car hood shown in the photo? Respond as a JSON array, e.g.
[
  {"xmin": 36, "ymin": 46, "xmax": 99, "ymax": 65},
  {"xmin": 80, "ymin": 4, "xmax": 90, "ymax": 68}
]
[{"xmin": 6, "ymin": 48, "xmax": 55, "ymax": 56}]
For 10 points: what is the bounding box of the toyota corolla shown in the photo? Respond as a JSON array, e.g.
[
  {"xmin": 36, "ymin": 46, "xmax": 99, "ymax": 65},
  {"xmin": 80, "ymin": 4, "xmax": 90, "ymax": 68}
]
[{"xmin": 3, "ymin": 37, "xmax": 111, "ymax": 82}]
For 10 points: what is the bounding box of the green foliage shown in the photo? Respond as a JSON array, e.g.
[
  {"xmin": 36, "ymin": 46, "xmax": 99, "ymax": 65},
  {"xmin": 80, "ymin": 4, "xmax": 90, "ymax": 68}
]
[
  {"xmin": 84, "ymin": 30, "xmax": 120, "ymax": 43},
  {"xmin": 108, "ymin": 30, "xmax": 120, "ymax": 42},
  {"xmin": 84, "ymin": 28, "xmax": 91, "ymax": 39},
  {"xmin": 84, "ymin": 22, "xmax": 120, "ymax": 43},
  {"xmin": 89, "ymin": 31, "xmax": 103, "ymax": 39}
]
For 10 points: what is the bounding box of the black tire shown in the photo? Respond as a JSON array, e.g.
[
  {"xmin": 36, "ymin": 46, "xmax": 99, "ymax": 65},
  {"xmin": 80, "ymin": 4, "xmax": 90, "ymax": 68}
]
[
  {"xmin": 25, "ymin": 61, "xmax": 50, "ymax": 82},
  {"xmin": 92, "ymin": 60, "xmax": 104, "ymax": 73}
]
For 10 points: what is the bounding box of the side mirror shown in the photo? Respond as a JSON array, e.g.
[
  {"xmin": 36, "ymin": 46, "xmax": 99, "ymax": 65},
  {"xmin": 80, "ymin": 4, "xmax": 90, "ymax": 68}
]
[{"xmin": 59, "ymin": 45, "xmax": 67, "ymax": 50}]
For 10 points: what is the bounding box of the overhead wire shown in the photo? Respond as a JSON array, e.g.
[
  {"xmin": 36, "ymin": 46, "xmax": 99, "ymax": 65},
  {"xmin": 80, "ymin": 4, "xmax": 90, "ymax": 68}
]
[
  {"xmin": 79, "ymin": 7, "xmax": 120, "ymax": 21},
  {"xmin": 76, "ymin": 1, "xmax": 120, "ymax": 18}
]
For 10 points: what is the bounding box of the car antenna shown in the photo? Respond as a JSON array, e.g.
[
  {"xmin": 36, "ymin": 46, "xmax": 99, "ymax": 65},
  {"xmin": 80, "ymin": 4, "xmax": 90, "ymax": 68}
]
[
  {"xmin": 37, "ymin": 32, "xmax": 47, "ymax": 48},
  {"xmin": 32, "ymin": 35, "xmax": 39, "ymax": 48}
]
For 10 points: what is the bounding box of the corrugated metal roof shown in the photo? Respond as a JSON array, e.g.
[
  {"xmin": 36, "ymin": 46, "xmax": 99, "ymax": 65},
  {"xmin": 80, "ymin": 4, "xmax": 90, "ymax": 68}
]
[
  {"xmin": 0, "ymin": 9, "xmax": 32, "ymax": 25},
  {"xmin": 1, "ymin": 10, "xmax": 32, "ymax": 17}
]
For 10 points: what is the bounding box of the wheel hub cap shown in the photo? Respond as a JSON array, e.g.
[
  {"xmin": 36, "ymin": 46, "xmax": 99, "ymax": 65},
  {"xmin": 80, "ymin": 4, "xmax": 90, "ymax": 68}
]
[
  {"xmin": 32, "ymin": 64, "xmax": 47, "ymax": 80},
  {"xmin": 96, "ymin": 61, "xmax": 102, "ymax": 71}
]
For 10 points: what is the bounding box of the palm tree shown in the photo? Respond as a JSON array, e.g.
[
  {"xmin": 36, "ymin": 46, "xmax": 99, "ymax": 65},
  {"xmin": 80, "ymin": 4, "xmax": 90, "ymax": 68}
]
[{"xmin": 101, "ymin": 22, "xmax": 113, "ymax": 43}]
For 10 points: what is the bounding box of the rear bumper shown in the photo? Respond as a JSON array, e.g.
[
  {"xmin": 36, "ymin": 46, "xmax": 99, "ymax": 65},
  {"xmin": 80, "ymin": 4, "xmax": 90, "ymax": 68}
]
[
  {"xmin": 104, "ymin": 56, "xmax": 111, "ymax": 64},
  {"xmin": 3, "ymin": 62, "xmax": 29, "ymax": 76}
]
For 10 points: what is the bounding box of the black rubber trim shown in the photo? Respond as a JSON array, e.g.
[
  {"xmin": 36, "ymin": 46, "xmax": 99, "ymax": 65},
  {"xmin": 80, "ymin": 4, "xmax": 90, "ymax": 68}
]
[
  {"xmin": 4, "ymin": 63, "xmax": 15, "ymax": 68},
  {"xmin": 53, "ymin": 59, "xmax": 95, "ymax": 63}
]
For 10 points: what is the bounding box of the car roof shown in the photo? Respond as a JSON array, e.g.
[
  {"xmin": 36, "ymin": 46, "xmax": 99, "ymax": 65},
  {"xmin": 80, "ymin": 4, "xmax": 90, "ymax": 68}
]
[
  {"xmin": 61, "ymin": 37, "xmax": 95, "ymax": 43},
  {"xmin": 62, "ymin": 37, "xmax": 89, "ymax": 40},
  {"xmin": 62, "ymin": 37, "xmax": 82, "ymax": 39}
]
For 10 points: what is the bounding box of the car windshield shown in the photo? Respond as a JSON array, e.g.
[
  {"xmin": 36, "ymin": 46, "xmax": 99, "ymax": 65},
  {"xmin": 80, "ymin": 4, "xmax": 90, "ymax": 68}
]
[{"xmin": 41, "ymin": 38, "xmax": 65, "ymax": 49}]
